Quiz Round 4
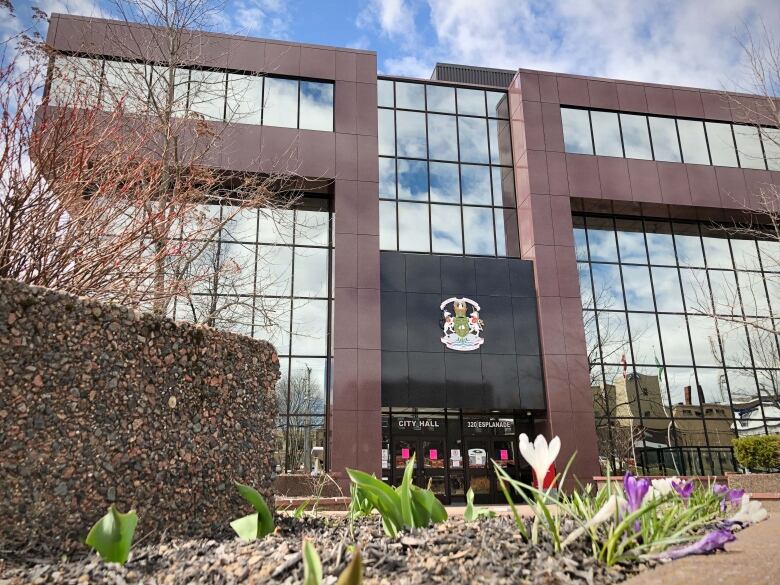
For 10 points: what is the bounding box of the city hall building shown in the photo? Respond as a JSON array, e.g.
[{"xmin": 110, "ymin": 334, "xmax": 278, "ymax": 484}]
[{"xmin": 46, "ymin": 13, "xmax": 780, "ymax": 502}]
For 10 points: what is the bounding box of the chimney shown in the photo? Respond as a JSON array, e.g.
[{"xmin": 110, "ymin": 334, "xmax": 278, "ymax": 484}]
[
  {"xmin": 696, "ymin": 384, "xmax": 706, "ymax": 405},
  {"xmin": 684, "ymin": 385, "xmax": 692, "ymax": 405}
]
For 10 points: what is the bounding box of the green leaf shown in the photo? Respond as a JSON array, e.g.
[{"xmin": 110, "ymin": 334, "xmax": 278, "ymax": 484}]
[
  {"xmin": 303, "ymin": 540, "xmax": 323, "ymax": 585},
  {"xmin": 233, "ymin": 482, "xmax": 274, "ymax": 538},
  {"xmin": 346, "ymin": 468, "xmax": 403, "ymax": 535},
  {"xmin": 230, "ymin": 513, "xmax": 260, "ymax": 542},
  {"xmin": 294, "ymin": 498, "xmax": 310, "ymax": 519},
  {"xmin": 397, "ymin": 454, "xmax": 416, "ymax": 527},
  {"xmin": 464, "ymin": 487, "xmax": 476, "ymax": 522},
  {"xmin": 85, "ymin": 505, "xmax": 138, "ymax": 565},
  {"xmin": 335, "ymin": 548, "xmax": 363, "ymax": 585}
]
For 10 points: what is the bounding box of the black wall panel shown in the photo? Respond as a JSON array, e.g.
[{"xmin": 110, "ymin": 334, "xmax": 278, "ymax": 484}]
[{"xmin": 380, "ymin": 252, "xmax": 546, "ymax": 411}]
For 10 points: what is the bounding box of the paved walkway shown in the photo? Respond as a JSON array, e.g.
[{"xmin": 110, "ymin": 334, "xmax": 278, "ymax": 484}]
[{"xmin": 626, "ymin": 501, "xmax": 780, "ymax": 585}]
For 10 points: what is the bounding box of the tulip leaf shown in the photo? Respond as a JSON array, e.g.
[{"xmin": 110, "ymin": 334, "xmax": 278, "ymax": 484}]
[
  {"xmin": 85, "ymin": 505, "xmax": 138, "ymax": 565},
  {"xmin": 397, "ymin": 455, "xmax": 416, "ymax": 528},
  {"xmin": 303, "ymin": 540, "xmax": 323, "ymax": 585},
  {"xmin": 335, "ymin": 548, "xmax": 363, "ymax": 585},
  {"xmin": 464, "ymin": 487, "xmax": 477, "ymax": 522},
  {"xmin": 232, "ymin": 482, "xmax": 274, "ymax": 539}
]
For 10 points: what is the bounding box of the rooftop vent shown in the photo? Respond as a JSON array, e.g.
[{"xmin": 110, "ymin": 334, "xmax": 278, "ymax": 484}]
[{"xmin": 431, "ymin": 63, "xmax": 516, "ymax": 88}]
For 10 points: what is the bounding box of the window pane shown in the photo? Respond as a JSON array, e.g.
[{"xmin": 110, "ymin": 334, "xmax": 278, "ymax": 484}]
[
  {"xmin": 759, "ymin": 240, "xmax": 780, "ymax": 272},
  {"xmin": 651, "ymin": 267, "xmax": 684, "ymax": 312},
  {"xmin": 458, "ymin": 117, "xmax": 490, "ymax": 163},
  {"xmin": 102, "ymin": 60, "xmax": 148, "ymax": 113},
  {"xmin": 591, "ymin": 111, "xmax": 623, "ymax": 157},
  {"xmin": 737, "ymin": 271, "xmax": 769, "ymax": 316},
  {"xmin": 427, "ymin": 114, "xmax": 458, "ymax": 161},
  {"xmin": 622, "ymin": 265, "xmax": 654, "ymax": 311},
  {"xmin": 679, "ymin": 268, "xmax": 709, "ymax": 313},
  {"xmin": 597, "ymin": 312, "xmax": 629, "ymax": 363},
  {"xmin": 615, "ymin": 219, "xmax": 647, "ymax": 263},
  {"xmin": 398, "ymin": 202, "xmax": 430, "ymax": 252},
  {"xmin": 257, "ymin": 245, "xmax": 292, "ymax": 295},
  {"xmin": 291, "ymin": 299, "xmax": 328, "ymax": 355},
  {"xmin": 431, "ymin": 204, "xmax": 463, "ymax": 254},
  {"xmin": 299, "ymin": 81, "xmax": 333, "ymax": 131},
  {"xmin": 150, "ymin": 66, "xmax": 189, "ymax": 118},
  {"xmin": 574, "ymin": 226, "xmax": 588, "ymax": 261},
  {"xmin": 397, "ymin": 159, "xmax": 429, "ymax": 201},
  {"xmin": 377, "ymin": 79, "xmax": 394, "ymax": 107},
  {"xmin": 395, "ymin": 81, "xmax": 425, "ymax": 110},
  {"xmin": 489, "ymin": 118, "xmax": 512, "ymax": 165},
  {"xmin": 687, "ymin": 316, "xmax": 721, "ymax": 366},
  {"xmin": 263, "ymin": 77, "xmax": 298, "ymax": 128},
  {"xmin": 708, "ymin": 270, "xmax": 739, "ymax": 315},
  {"xmin": 486, "ymin": 91, "xmax": 509, "ymax": 118},
  {"xmin": 701, "ymin": 234, "xmax": 732, "ymax": 269},
  {"xmin": 658, "ymin": 314, "xmax": 693, "ymax": 365},
  {"xmin": 293, "ymin": 247, "xmax": 329, "ymax": 297},
  {"xmin": 379, "ymin": 201, "xmax": 397, "ymax": 250},
  {"xmin": 294, "ymin": 210, "xmax": 329, "ymax": 247},
  {"xmin": 396, "ymin": 111, "xmax": 427, "ymax": 158},
  {"xmin": 628, "ymin": 312, "xmax": 661, "ymax": 365},
  {"xmin": 734, "ymin": 125, "xmax": 766, "ymax": 170},
  {"xmin": 379, "ymin": 158, "xmax": 396, "ymax": 199},
  {"xmin": 648, "ymin": 117, "xmax": 681, "ymax": 162},
  {"xmin": 561, "ymin": 108, "xmax": 593, "ymax": 154},
  {"xmin": 462, "ymin": 207, "xmax": 495, "ymax": 255},
  {"xmin": 226, "ymin": 73, "xmax": 263, "ymax": 124},
  {"xmin": 258, "ymin": 209, "xmax": 294, "ymax": 244},
  {"xmin": 288, "ymin": 358, "xmax": 327, "ymax": 414},
  {"xmin": 587, "ymin": 218, "xmax": 619, "ymax": 262},
  {"xmin": 620, "ymin": 114, "xmax": 652, "ymax": 160},
  {"xmin": 731, "ymin": 239, "xmax": 761, "ymax": 271},
  {"xmin": 378, "ymin": 109, "xmax": 395, "ymax": 156},
  {"xmin": 674, "ymin": 223, "xmax": 704, "ymax": 267},
  {"xmin": 645, "ymin": 221, "xmax": 676, "ymax": 264},
  {"xmin": 219, "ymin": 242, "xmax": 257, "ymax": 295},
  {"xmin": 677, "ymin": 119, "xmax": 710, "ymax": 165},
  {"xmin": 426, "ymin": 85, "xmax": 455, "ymax": 113},
  {"xmin": 705, "ymin": 122, "xmax": 737, "ymax": 167},
  {"xmin": 492, "ymin": 166, "xmax": 515, "ymax": 207},
  {"xmin": 761, "ymin": 127, "xmax": 780, "ymax": 171},
  {"xmin": 188, "ymin": 69, "xmax": 226, "ymax": 120},
  {"xmin": 457, "ymin": 88, "xmax": 486, "ymax": 116},
  {"xmin": 212, "ymin": 296, "xmax": 254, "ymax": 335},
  {"xmin": 429, "ymin": 162, "xmax": 460, "ymax": 204},
  {"xmin": 590, "ymin": 264, "xmax": 624, "ymax": 310},
  {"xmin": 495, "ymin": 209, "xmax": 519, "ymax": 257},
  {"xmin": 222, "ymin": 207, "xmax": 258, "ymax": 242},
  {"xmin": 460, "ymin": 164, "xmax": 492, "ymax": 205},
  {"xmin": 50, "ymin": 56, "xmax": 102, "ymax": 108}
]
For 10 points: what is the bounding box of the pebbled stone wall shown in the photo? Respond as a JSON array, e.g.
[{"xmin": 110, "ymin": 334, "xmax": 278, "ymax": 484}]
[{"xmin": 0, "ymin": 279, "xmax": 279, "ymax": 555}]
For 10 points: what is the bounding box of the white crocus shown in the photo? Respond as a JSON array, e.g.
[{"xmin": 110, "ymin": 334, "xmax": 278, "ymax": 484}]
[
  {"xmin": 650, "ymin": 476, "xmax": 679, "ymax": 497},
  {"xmin": 519, "ymin": 433, "xmax": 561, "ymax": 489},
  {"xmin": 562, "ymin": 494, "xmax": 626, "ymax": 547},
  {"xmin": 729, "ymin": 494, "xmax": 768, "ymax": 526}
]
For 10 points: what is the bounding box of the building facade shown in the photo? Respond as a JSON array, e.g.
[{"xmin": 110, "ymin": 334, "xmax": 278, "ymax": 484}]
[{"xmin": 45, "ymin": 13, "xmax": 780, "ymax": 500}]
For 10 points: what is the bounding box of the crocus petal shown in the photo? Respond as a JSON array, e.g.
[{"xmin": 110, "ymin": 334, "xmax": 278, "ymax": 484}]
[
  {"xmin": 547, "ymin": 436, "xmax": 561, "ymax": 465},
  {"xmin": 727, "ymin": 494, "xmax": 768, "ymax": 526},
  {"xmin": 661, "ymin": 529, "xmax": 735, "ymax": 560},
  {"xmin": 561, "ymin": 494, "xmax": 626, "ymax": 548}
]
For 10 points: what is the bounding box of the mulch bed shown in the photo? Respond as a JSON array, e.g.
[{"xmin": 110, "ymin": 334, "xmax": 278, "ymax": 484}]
[{"xmin": 0, "ymin": 515, "xmax": 650, "ymax": 584}]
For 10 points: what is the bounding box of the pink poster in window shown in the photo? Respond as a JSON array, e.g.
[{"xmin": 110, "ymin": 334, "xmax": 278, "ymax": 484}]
[
  {"xmin": 500, "ymin": 449, "xmax": 508, "ymax": 461},
  {"xmin": 429, "ymin": 449, "xmax": 438, "ymax": 460},
  {"xmin": 401, "ymin": 448, "xmax": 410, "ymax": 459}
]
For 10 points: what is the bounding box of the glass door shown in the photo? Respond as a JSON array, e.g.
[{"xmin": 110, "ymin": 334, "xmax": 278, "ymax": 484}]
[
  {"xmin": 392, "ymin": 437, "xmax": 418, "ymax": 486},
  {"xmin": 464, "ymin": 438, "xmax": 491, "ymax": 504},
  {"xmin": 492, "ymin": 437, "xmax": 518, "ymax": 487},
  {"xmin": 422, "ymin": 438, "xmax": 446, "ymax": 499}
]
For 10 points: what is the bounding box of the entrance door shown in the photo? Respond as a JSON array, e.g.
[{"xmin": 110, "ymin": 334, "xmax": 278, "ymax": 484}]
[
  {"xmin": 391, "ymin": 436, "xmax": 448, "ymax": 502},
  {"xmin": 464, "ymin": 437, "xmax": 519, "ymax": 504}
]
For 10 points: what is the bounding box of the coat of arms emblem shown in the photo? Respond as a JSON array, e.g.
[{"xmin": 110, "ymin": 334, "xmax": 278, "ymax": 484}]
[{"xmin": 440, "ymin": 297, "xmax": 484, "ymax": 351}]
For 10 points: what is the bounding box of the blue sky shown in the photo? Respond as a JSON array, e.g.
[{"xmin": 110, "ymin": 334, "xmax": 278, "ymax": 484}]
[{"xmin": 6, "ymin": 0, "xmax": 780, "ymax": 91}]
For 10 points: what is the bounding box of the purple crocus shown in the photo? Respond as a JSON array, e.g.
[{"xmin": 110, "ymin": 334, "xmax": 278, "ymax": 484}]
[
  {"xmin": 712, "ymin": 484, "xmax": 744, "ymax": 512},
  {"xmin": 712, "ymin": 483, "xmax": 729, "ymax": 497},
  {"xmin": 672, "ymin": 479, "xmax": 694, "ymax": 501},
  {"xmin": 725, "ymin": 488, "xmax": 745, "ymax": 506},
  {"xmin": 661, "ymin": 529, "xmax": 735, "ymax": 560},
  {"xmin": 623, "ymin": 472, "xmax": 650, "ymax": 531}
]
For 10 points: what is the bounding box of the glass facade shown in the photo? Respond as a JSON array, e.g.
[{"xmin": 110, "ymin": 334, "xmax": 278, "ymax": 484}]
[
  {"xmin": 561, "ymin": 106, "xmax": 780, "ymax": 170},
  {"xmin": 576, "ymin": 214, "xmax": 780, "ymax": 475},
  {"xmin": 378, "ymin": 78, "xmax": 519, "ymax": 257},
  {"xmin": 50, "ymin": 55, "xmax": 334, "ymax": 131},
  {"xmin": 172, "ymin": 201, "xmax": 332, "ymax": 474}
]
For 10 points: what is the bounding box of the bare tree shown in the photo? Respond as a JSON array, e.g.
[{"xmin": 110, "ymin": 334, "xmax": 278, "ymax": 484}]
[{"xmin": 0, "ymin": 1, "xmax": 317, "ymax": 334}]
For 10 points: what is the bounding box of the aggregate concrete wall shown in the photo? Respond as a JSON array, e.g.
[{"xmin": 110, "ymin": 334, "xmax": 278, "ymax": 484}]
[{"xmin": 0, "ymin": 279, "xmax": 279, "ymax": 555}]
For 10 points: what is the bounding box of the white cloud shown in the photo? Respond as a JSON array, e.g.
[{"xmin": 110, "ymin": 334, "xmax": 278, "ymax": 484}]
[
  {"xmin": 381, "ymin": 0, "xmax": 780, "ymax": 92},
  {"xmin": 214, "ymin": 0, "xmax": 292, "ymax": 39},
  {"xmin": 38, "ymin": 0, "xmax": 107, "ymax": 18},
  {"xmin": 383, "ymin": 54, "xmax": 430, "ymax": 77},
  {"xmin": 358, "ymin": 0, "xmax": 416, "ymax": 41}
]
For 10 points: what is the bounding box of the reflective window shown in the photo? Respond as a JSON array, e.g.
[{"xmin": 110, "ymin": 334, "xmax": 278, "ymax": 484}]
[
  {"xmin": 397, "ymin": 159, "xmax": 428, "ymax": 201},
  {"xmin": 578, "ymin": 212, "xmax": 780, "ymax": 476},
  {"xmin": 395, "ymin": 82, "xmax": 425, "ymax": 110},
  {"xmin": 762, "ymin": 127, "xmax": 780, "ymax": 171},
  {"xmin": 188, "ymin": 69, "xmax": 226, "ymax": 120},
  {"xmin": 620, "ymin": 114, "xmax": 652, "ymax": 160},
  {"xmin": 426, "ymin": 85, "xmax": 456, "ymax": 113},
  {"xmin": 427, "ymin": 114, "xmax": 458, "ymax": 161},
  {"xmin": 263, "ymin": 77, "xmax": 299, "ymax": 128},
  {"xmin": 102, "ymin": 60, "xmax": 149, "ymax": 113},
  {"xmin": 457, "ymin": 88, "xmax": 486, "ymax": 116},
  {"xmin": 591, "ymin": 111, "xmax": 623, "ymax": 157},
  {"xmin": 734, "ymin": 125, "xmax": 766, "ymax": 170},
  {"xmin": 396, "ymin": 110, "xmax": 427, "ymax": 158},
  {"xmin": 299, "ymin": 81, "xmax": 333, "ymax": 131},
  {"xmin": 458, "ymin": 117, "xmax": 490, "ymax": 163},
  {"xmin": 50, "ymin": 56, "xmax": 103, "ymax": 108},
  {"xmin": 226, "ymin": 73, "xmax": 264, "ymax": 125},
  {"xmin": 677, "ymin": 119, "xmax": 710, "ymax": 165},
  {"xmin": 561, "ymin": 108, "xmax": 593, "ymax": 154},
  {"xmin": 705, "ymin": 122, "xmax": 737, "ymax": 167},
  {"xmin": 378, "ymin": 79, "xmax": 515, "ymax": 257},
  {"xmin": 378, "ymin": 79, "xmax": 394, "ymax": 108},
  {"xmin": 648, "ymin": 117, "xmax": 681, "ymax": 162}
]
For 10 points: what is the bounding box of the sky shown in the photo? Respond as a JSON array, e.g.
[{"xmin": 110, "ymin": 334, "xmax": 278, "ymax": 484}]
[{"xmin": 5, "ymin": 0, "xmax": 780, "ymax": 92}]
